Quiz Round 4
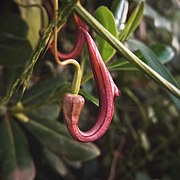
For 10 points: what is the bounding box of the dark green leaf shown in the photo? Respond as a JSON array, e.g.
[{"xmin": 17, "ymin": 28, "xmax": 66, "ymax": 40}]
[
  {"xmin": 94, "ymin": 6, "xmax": 117, "ymax": 62},
  {"xmin": 43, "ymin": 148, "xmax": 68, "ymax": 177},
  {"xmin": 145, "ymin": 44, "xmax": 175, "ymax": 64},
  {"xmin": 111, "ymin": 0, "xmax": 129, "ymax": 32},
  {"xmin": 30, "ymin": 103, "xmax": 60, "ymax": 121},
  {"xmin": 130, "ymin": 40, "xmax": 179, "ymax": 86},
  {"xmin": 0, "ymin": 14, "xmax": 28, "ymax": 38},
  {"xmin": 129, "ymin": 39, "xmax": 180, "ymax": 109},
  {"xmin": 80, "ymin": 89, "xmax": 99, "ymax": 106},
  {"xmin": 108, "ymin": 44, "xmax": 175, "ymax": 71},
  {"xmin": 24, "ymin": 118, "xmax": 100, "ymax": 161},
  {"xmin": 134, "ymin": 44, "xmax": 175, "ymax": 64},
  {"xmin": 108, "ymin": 59, "xmax": 137, "ymax": 71},
  {"xmin": 0, "ymin": 33, "xmax": 32, "ymax": 67},
  {"xmin": 119, "ymin": 1, "xmax": 145, "ymax": 42},
  {"xmin": 0, "ymin": 14, "xmax": 32, "ymax": 67},
  {"xmin": 2, "ymin": 66, "xmax": 26, "ymax": 95},
  {"xmin": 135, "ymin": 172, "xmax": 151, "ymax": 180},
  {"xmin": 0, "ymin": 117, "xmax": 35, "ymax": 180},
  {"xmin": 22, "ymin": 78, "xmax": 70, "ymax": 105},
  {"xmin": 14, "ymin": 0, "xmax": 43, "ymax": 48}
]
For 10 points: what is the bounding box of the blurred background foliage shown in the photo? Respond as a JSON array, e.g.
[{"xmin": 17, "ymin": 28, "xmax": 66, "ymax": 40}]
[{"xmin": 0, "ymin": 0, "xmax": 180, "ymax": 180}]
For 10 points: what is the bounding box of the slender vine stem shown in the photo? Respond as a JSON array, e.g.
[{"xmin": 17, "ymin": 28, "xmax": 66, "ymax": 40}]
[
  {"xmin": 74, "ymin": 2, "xmax": 180, "ymax": 99},
  {"xmin": 53, "ymin": 0, "xmax": 82, "ymax": 94}
]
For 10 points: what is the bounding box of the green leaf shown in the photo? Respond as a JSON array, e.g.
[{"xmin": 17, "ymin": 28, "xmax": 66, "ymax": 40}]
[
  {"xmin": 22, "ymin": 78, "xmax": 70, "ymax": 105},
  {"xmin": 111, "ymin": 0, "xmax": 129, "ymax": 32},
  {"xmin": 108, "ymin": 44, "xmax": 175, "ymax": 71},
  {"xmin": 145, "ymin": 44, "xmax": 175, "ymax": 64},
  {"xmin": 80, "ymin": 89, "xmax": 99, "ymax": 106},
  {"xmin": 94, "ymin": 6, "xmax": 117, "ymax": 62},
  {"xmin": 129, "ymin": 39, "xmax": 180, "ymax": 109},
  {"xmin": 43, "ymin": 148, "xmax": 68, "ymax": 177},
  {"xmin": 14, "ymin": 0, "xmax": 43, "ymax": 48},
  {"xmin": 30, "ymin": 103, "xmax": 60, "ymax": 121},
  {"xmin": 0, "ymin": 14, "xmax": 32, "ymax": 67},
  {"xmin": 135, "ymin": 172, "xmax": 151, "ymax": 180},
  {"xmin": 108, "ymin": 59, "xmax": 137, "ymax": 71},
  {"xmin": 0, "ymin": 117, "xmax": 35, "ymax": 180},
  {"xmin": 1, "ymin": 67, "xmax": 24, "ymax": 95},
  {"xmin": 134, "ymin": 44, "xmax": 175, "ymax": 64},
  {"xmin": 0, "ymin": 14, "xmax": 28, "ymax": 38},
  {"xmin": 0, "ymin": 33, "xmax": 32, "ymax": 67},
  {"xmin": 119, "ymin": 1, "xmax": 145, "ymax": 42},
  {"xmin": 24, "ymin": 118, "xmax": 100, "ymax": 161}
]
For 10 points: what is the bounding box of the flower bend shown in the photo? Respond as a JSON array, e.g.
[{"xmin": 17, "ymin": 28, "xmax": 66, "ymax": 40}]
[
  {"xmin": 63, "ymin": 28, "xmax": 120, "ymax": 143},
  {"xmin": 50, "ymin": 15, "xmax": 88, "ymax": 60}
]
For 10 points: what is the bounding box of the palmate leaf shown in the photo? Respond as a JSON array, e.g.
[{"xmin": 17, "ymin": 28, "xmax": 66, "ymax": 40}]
[
  {"xmin": 23, "ymin": 118, "xmax": 100, "ymax": 161},
  {"xmin": 0, "ymin": 117, "xmax": 35, "ymax": 180}
]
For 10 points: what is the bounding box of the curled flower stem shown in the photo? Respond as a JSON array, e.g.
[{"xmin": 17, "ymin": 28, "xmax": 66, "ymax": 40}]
[
  {"xmin": 63, "ymin": 29, "xmax": 120, "ymax": 142},
  {"xmin": 53, "ymin": 0, "xmax": 82, "ymax": 94}
]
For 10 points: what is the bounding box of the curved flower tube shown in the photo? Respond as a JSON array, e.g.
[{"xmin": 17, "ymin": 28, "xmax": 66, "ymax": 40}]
[
  {"xmin": 63, "ymin": 28, "xmax": 120, "ymax": 142},
  {"xmin": 50, "ymin": 15, "xmax": 88, "ymax": 60}
]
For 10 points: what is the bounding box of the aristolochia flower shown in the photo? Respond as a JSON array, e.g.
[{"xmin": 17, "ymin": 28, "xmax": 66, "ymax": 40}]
[{"xmin": 63, "ymin": 28, "xmax": 120, "ymax": 143}]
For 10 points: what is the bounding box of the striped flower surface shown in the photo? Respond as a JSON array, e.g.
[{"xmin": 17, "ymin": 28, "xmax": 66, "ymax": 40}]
[{"xmin": 63, "ymin": 28, "xmax": 120, "ymax": 143}]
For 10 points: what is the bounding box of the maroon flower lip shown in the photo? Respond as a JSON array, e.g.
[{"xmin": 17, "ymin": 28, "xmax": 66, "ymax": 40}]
[
  {"xmin": 50, "ymin": 15, "xmax": 88, "ymax": 60},
  {"xmin": 63, "ymin": 28, "xmax": 120, "ymax": 143}
]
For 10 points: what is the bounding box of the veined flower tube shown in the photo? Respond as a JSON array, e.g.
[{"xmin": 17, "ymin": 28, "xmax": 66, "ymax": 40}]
[{"xmin": 63, "ymin": 28, "xmax": 120, "ymax": 142}]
